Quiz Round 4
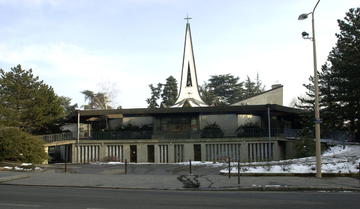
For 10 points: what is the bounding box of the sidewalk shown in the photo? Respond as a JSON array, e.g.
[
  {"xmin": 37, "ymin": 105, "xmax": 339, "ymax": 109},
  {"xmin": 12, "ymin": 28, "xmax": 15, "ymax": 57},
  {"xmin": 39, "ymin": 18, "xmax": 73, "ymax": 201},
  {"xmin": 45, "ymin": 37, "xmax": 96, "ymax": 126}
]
[{"xmin": 1, "ymin": 163, "xmax": 360, "ymax": 191}]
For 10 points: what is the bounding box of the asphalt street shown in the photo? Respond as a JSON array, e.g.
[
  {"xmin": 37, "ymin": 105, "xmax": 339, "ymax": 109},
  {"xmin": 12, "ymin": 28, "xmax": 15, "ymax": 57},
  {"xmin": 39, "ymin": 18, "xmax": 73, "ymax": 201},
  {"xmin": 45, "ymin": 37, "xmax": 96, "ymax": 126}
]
[{"xmin": 1, "ymin": 185, "xmax": 360, "ymax": 209}]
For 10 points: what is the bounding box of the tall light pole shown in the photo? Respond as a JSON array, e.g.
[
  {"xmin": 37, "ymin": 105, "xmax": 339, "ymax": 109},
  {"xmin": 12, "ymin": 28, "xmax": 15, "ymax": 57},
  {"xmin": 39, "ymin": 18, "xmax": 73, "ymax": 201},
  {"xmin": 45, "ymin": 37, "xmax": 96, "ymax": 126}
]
[{"xmin": 298, "ymin": 0, "xmax": 322, "ymax": 178}]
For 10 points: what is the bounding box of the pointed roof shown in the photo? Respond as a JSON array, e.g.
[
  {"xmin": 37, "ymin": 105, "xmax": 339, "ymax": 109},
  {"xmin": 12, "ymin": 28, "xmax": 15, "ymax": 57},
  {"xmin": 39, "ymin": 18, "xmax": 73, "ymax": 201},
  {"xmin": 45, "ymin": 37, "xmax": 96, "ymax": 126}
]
[{"xmin": 171, "ymin": 18, "xmax": 207, "ymax": 108}]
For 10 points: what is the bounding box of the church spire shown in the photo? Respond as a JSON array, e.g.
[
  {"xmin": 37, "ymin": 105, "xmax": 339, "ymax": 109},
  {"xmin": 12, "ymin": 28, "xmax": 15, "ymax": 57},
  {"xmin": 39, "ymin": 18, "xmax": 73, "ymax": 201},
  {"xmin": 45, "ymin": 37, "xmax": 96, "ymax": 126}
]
[{"xmin": 171, "ymin": 15, "xmax": 207, "ymax": 108}]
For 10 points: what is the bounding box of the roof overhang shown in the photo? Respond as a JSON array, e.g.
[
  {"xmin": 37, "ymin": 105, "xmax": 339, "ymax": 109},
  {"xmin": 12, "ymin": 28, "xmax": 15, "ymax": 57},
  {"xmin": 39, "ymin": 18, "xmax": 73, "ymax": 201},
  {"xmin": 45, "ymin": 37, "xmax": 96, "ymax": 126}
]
[{"xmin": 67, "ymin": 104, "xmax": 303, "ymax": 123}]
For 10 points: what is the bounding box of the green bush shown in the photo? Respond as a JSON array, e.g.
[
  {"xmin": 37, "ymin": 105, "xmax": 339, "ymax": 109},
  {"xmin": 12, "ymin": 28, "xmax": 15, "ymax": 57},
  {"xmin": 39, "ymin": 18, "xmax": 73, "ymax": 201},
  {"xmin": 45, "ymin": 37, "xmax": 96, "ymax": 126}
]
[
  {"xmin": 0, "ymin": 128, "xmax": 50, "ymax": 164},
  {"xmin": 201, "ymin": 123, "xmax": 224, "ymax": 138},
  {"xmin": 293, "ymin": 137, "xmax": 328, "ymax": 158}
]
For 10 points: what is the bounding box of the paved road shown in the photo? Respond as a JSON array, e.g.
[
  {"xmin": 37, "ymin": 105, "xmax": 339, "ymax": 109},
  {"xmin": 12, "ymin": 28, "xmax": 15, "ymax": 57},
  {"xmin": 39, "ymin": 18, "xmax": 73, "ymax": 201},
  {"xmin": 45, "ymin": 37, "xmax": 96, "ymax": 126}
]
[{"xmin": 0, "ymin": 185, "xmax": 359, "ymax": 209}]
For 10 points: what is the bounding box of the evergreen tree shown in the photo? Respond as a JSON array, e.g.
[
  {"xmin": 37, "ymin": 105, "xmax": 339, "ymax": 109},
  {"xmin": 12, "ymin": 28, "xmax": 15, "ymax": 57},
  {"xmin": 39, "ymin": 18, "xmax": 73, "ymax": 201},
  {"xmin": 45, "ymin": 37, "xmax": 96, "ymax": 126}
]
[
  {"xmin": 146, "ymin": 83, "xmax": 162, "ymax": 108},
  {"xmin": 244, "ymin": 76, "xmax": 256, "ymax": 98},
  {"xmin": 244, "ymin": 73, "xmax": 265, "ymax": 98},
  {"xmin": 161, "ymin": 76, "xmax": 178, "ymax": 106},
  {"xmin": 318, "ymin": 64, "xmax": 343, "ymax": 132},
  {"xmin": 297, "ymin": 7, "xmax": 360, "ymax": 139},
  {"xmin": 296, "ymin": 75, "xmax": 316, "ymax": 136},
  {"xmin": 60, "ymin": 96, "xmax": 78, "ymax": 118},
  {"xmin": 255, "ymin": 72, "xmax": 266, "ymax": 93},
  {"xmin": 297, "ymin": 65, "xmax": 341, "ymax": 135},
  {"xmin": 199, "ymin": 81, "xmax": 216, "ymax": 106},
  {"xmin": 0, "ymin": 64, "xmax": 64, "ymax": 134},
  {"xmin": 327, "ymin": 7, "xmax": 360, "ymax": 137},
  {"xmin": 243, "ymin": 73, "xmax": 265, "ymax": 98},
  {"xmin": 207, "ymin": 74, "xmax": 244, "ymax": 105}
]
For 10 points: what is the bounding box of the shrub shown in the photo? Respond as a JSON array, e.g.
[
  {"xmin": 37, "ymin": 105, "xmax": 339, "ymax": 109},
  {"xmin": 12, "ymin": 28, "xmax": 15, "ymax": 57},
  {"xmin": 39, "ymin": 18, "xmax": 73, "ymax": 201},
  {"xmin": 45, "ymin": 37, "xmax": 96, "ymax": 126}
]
[
  {"xmin": 292, "ymin": 137, "xmax": 328, "ymax": 158},
  {"xmin": 262, "ymin": 160, "xmax": 273, "ymax": 172},
  {"xmin": 0, "ymin": 128, "xmax": 50, "ymax": 164},
  {"xmin": 201, "ymin": 123, "xmax": 224, "ymax": 138},
  {"xmin": 279, "ymin": 161, "xmax": 292, "ymax": 172},
  {"xmin": 236, "ymin": 122, "xmax": 265, "ymax": 137}
]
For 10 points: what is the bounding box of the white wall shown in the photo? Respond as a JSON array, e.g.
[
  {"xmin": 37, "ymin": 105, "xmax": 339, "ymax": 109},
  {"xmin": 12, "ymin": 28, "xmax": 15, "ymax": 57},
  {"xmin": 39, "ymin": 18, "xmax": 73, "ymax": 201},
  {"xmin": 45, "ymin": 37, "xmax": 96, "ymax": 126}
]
[
  {"xmin": 62, "ymin": 123, "xmax": 89, "ymax": 132},
  {"xmin": 123, "ymin": 117, "xmax": 153, "ymax": 126},
  {"xmin": 232, "ymin": 86, "xmax": 283, "ymax": 106}
]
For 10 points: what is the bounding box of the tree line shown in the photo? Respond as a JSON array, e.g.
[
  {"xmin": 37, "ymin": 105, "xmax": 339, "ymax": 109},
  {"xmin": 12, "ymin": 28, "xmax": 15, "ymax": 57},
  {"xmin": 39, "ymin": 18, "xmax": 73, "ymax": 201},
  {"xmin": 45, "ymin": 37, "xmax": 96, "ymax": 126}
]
[
  {"xmin": 0, "ymin": 65, "xmax": 118, "ymax": 162},
  {"xmin": 146, "ymin": 73, "xmax": 265, "ymax": 108},
  {"xmin": 296, "ymin": 7, "xmax": 360, "ymax": 140}
]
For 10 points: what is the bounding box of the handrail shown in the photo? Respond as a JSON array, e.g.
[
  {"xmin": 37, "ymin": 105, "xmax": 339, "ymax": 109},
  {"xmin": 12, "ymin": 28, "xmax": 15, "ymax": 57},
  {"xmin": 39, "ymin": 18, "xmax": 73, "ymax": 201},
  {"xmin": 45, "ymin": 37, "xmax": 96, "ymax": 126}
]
[{"xmin": 39, "ymin": 129, "xmax": 356, "ymax": 143}]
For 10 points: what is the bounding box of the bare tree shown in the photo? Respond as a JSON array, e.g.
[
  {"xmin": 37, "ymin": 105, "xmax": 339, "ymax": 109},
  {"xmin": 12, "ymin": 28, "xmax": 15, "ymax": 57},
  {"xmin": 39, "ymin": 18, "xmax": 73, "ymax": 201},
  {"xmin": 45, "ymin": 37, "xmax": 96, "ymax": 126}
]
[{"xmin": 97, "ymin": 79, "xmax": 120, "ymax": 109}]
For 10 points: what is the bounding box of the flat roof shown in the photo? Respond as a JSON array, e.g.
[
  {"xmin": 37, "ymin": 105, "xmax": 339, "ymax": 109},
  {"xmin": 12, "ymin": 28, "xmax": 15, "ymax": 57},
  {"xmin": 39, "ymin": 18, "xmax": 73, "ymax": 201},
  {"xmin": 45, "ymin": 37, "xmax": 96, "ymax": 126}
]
[{"xmin": 67, "ymin": 104, "xmax": 303, "ymax": 123}]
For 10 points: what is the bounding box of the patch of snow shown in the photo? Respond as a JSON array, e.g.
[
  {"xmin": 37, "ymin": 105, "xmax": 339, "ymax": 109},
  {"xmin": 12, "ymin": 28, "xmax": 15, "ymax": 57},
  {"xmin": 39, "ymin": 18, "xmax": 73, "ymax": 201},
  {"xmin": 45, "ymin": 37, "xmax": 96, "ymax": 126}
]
[
  {"xmin": 21, "ymin": 163, "xmax": 32, "ymax": 166},
  {"xmin": 89, "ymin": 145, "xmax": 360, "ymax": 175},
  {"xmin": 218, "ymin": 145, "xmax": 360, "ymax": 174},
  {"xmin": 264, "ymin": 185, "xmax": 287, "ymax": 187}
]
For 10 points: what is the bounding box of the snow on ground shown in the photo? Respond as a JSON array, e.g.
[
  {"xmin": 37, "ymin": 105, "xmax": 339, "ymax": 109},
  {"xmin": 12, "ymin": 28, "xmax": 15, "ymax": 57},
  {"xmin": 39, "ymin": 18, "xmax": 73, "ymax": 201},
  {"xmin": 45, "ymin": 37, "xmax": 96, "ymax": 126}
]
[
  {"xmin": 1, "ymin": 145, "xmax": 358, "ymax": 174},
  {"xmin": 91, "ymin": 145, "xmax": 360, "ymax": 174},
  {"xmin": 1, "ymin": 163, "xmax": 43, "ymax": 171},
  {"xmin": 218, "ymin": 145, "xmax": 360, "ymax": 174}
]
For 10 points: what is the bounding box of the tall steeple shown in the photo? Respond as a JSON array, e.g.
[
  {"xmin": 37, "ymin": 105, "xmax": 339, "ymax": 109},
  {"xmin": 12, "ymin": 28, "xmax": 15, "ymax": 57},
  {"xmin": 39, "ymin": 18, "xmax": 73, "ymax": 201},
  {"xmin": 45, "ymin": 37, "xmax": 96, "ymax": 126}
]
[{"xmin": 171, "ymin": 15, "xmax": 207, "ymax": 108}]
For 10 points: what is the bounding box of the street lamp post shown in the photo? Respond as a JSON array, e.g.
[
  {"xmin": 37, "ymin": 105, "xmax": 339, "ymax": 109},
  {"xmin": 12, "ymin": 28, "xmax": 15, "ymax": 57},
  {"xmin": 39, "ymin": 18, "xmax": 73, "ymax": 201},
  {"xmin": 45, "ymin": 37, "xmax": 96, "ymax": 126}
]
[{"xmin": 298, "ymin": 0, "xmax": 322, "ymax": 178}]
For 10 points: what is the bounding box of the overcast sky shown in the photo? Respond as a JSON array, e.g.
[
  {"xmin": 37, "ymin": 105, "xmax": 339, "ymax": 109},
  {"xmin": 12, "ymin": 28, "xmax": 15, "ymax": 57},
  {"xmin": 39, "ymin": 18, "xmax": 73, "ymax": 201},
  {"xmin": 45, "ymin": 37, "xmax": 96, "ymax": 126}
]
[{"xmin": 0, "ymin": 0, "xmax": 358, "ymax": 109}]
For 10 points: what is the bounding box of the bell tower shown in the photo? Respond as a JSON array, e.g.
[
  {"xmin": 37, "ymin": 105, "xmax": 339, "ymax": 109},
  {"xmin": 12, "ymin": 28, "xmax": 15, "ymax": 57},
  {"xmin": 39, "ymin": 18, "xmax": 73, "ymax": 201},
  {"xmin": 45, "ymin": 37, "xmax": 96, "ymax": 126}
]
[{"xmin": 172, "ymin": 15, "xmax": 207, "ymax": 108}]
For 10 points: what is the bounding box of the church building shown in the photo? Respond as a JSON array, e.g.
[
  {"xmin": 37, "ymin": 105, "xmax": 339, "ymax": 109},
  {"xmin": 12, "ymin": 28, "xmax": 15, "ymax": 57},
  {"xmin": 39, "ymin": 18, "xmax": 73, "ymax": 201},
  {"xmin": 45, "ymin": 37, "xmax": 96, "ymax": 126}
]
[{"xmin": 62, "ymin": 16, "xmax": 302, "ymax": 164}]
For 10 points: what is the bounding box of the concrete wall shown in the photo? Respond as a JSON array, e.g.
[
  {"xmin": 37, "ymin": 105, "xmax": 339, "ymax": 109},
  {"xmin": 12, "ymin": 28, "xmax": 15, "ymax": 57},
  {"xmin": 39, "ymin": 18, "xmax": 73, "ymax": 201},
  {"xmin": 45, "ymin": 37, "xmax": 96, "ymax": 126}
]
[
  {"xmin": 232, "ymin": 85, "xmax": 283, "ymax": 106},
  {"xmin": 108, "ymin": 119, "xmax": 123, "ymax": 130},
  {"xmin": 69, "ymin": 138, "xmax": 289, "ymax": 163},
  {"xmin": 62, "ymin": 123, "xmax": 89, "ymax": 132},
  {"xmin": 123, "ymin": 117, "xmax": 153, "ymax": 126}
]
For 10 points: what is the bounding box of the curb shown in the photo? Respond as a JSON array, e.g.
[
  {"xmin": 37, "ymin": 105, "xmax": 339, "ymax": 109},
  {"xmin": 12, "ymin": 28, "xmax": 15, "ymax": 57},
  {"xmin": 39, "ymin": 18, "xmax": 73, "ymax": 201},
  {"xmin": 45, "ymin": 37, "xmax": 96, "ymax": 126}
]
[
  {"xmin": 0, "ymin": 174, "xmax": 29, "ymax": 183},
  {"xmin": 1, "ymin": 182, "xmax": 359, "ymax": 192},
  {"xmin": 222, "ymin": 173, "xmax": 360, "ymax": 177}
]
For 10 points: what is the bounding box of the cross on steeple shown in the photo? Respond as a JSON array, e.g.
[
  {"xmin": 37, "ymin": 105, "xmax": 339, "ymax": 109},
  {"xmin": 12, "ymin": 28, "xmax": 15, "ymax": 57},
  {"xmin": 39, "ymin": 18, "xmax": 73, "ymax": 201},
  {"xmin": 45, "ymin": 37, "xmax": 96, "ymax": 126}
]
[{"xmin": 184, "ymin": 13, "xmax": 192, "ymax": 23}]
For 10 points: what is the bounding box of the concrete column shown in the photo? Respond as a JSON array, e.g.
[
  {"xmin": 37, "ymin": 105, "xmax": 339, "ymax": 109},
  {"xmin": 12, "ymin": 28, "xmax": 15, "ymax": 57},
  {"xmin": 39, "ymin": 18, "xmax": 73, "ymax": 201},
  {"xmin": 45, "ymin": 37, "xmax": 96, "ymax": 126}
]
[
  {"xmin": 71, "ymin": 143, "xmax": 77, "ymax": 163},
  {"xmin": 168, "ymin": 143, "xmax": 174, "ymax": 163},
  {"xmin": 154, "ymin": 145, "xmax": 160, "ymax": 163},
  {"xmin": 84, "ymin": 146, "xmax": 88, "ymax": 163},
  {"xmin": 273, "ymin": 141, "xmax": 279, "ymax": 161},
  {"xmin": 137, "ymin": 144, "xmax": 147, "ymax": 163},
  {"xmin": 164, "ymin": 145, "xmax": 168, "ymax": 163},
  {"xmin": 99, "ymin": 143, "xmax": 107, "ymax": 161},
  {"xmin": 159, "ymin": 145, "xmax": 164, "ymax": 163},
  {"xmin": 184, "ymin": 143, "xmax": 194, "ymax": 161},
  {"xmin": 123, "ymin": 145, "xmax": 130, "ymax": 163},
  {"xmin": 286, "ymin": 140, "xmax": 294, "ymax": 159},
  {"xmin": 201, "ymin": 143, "xmax": 206, "ymax": 162},
  {"xmin": 43, "ymin": 146, "xmax": 49, "ymax": 164},
  {"xmin": 240, "ymin": 141, "xmax": 248, "ymax": 162}
]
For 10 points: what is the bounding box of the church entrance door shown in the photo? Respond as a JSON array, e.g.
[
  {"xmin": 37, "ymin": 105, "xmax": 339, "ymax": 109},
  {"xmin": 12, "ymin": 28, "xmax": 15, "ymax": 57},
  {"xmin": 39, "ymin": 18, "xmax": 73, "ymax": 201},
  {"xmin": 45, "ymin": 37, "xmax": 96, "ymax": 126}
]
[
  {"xmin": 130, "ymin": 145, "xmax": 137, "ymax": 163},
  {"xmin": 194, "ymin": 144, "xmax": 201, "ymax": 161},
  {"xmin": 147, "ymin": 145, "xmax": 155, "ymax": 163}
]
